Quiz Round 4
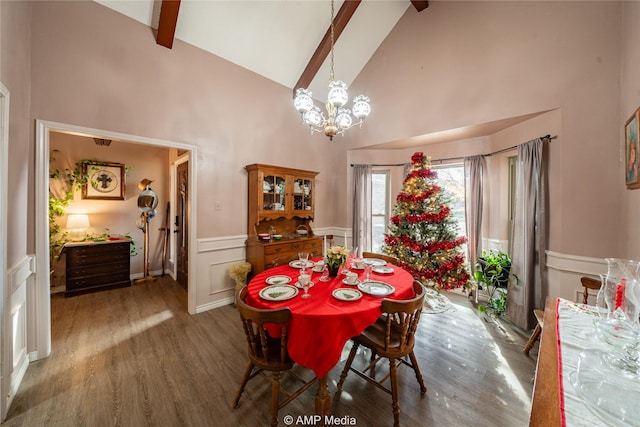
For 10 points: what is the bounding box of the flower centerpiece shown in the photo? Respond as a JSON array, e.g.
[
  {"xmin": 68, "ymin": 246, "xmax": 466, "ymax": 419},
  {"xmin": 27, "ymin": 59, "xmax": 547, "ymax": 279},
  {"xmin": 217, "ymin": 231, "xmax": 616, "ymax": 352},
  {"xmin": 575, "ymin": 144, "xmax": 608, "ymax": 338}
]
[{"xmin": 326, "ymin": 245, "xmax": 348, "ymax": 277}]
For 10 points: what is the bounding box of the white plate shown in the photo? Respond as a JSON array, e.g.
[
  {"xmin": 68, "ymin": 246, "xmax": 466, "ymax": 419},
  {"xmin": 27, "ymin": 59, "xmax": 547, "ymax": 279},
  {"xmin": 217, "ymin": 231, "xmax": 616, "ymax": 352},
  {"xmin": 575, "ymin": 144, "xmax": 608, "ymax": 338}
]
[
  {"xmin": 259, "ymin": 285, "xmax": 299, "ymax": 301},
  {"xmin": 364, "ymin": 258, "xmax": 387, "ymax": 266},
  {"xmin": 373, "ymin": 265, "xmax": 394, "ymax": 274},
  {"xmin": 312, "ymin": 266, "xmax": 324, "ymax": 272},
  {"xmin": 289, "ymin": 260, "xmax": 314, "ymax": 269},
  {"xmin": 332, "ymin": 288, "xmax": 362, "ymax": 302},
  {"xmin": 358, "ymin": 281, "xmax": 395, "ymax": 297},
  {"xmin": 295, "ymin": 281, "xmax": 314, "ymax": 288},
  {"xmin": 265, "ymin": 275, "xmax": 292, "ymax": 285},
  {"xmin": 342, "ymin": 278, "xmax": 361, "ymax": 286},
  {"xmin": 350, "ymin": 264, "xmax": 365, "ymax": 270}
]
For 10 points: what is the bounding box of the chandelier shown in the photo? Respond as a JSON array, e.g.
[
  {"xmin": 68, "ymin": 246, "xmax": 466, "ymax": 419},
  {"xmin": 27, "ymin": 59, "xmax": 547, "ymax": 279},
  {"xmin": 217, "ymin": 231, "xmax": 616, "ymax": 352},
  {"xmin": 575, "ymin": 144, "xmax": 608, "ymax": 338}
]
[{"xmin": 293, "ymin": 0, "xmax": 371, "ymax": 141}]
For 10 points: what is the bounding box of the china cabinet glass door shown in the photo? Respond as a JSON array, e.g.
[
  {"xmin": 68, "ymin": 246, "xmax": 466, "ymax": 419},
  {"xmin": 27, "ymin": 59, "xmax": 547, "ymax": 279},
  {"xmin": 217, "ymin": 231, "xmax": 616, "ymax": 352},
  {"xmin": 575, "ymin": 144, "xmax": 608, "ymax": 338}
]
[
  {"xmin": 292, "ymin": 177, "xmax": 313, "ymax": 213},
  {"xmin": 261, "ymin": 173, "xmax": 287, "ymax": 214}
]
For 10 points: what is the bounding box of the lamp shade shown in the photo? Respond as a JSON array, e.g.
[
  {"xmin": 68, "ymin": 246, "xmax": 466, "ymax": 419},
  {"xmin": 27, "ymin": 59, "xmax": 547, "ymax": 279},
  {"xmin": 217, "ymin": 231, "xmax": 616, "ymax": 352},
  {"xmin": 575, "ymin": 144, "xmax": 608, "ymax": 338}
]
[{"xmin": 66, "ymin": 214, "xmax": 90, "ymax": 230}]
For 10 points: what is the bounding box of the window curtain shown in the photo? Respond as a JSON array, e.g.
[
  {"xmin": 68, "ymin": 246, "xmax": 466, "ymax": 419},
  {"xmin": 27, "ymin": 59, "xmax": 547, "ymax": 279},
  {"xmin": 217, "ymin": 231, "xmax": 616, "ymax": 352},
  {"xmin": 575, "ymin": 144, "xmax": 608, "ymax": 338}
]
[
  {"xmin": 464, "ymin": 155, "xmax": 484, "ymax": 302},
  {"xmin": 506, "ymin": 138, "xmax": 547, "ymax": 330},
  {"xmin": 352, "ymin": 164, "xmax": 372, "ymax": 252},
  {"xmin": 402, "ymin": 163, "xmax": 412, "ymax": 180}
]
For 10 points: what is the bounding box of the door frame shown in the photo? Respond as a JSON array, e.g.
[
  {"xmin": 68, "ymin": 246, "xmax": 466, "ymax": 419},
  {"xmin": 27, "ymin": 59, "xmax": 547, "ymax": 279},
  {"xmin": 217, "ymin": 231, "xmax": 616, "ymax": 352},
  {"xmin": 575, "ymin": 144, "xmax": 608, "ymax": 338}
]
[
  {"xmin": 171, "ymin": 154, "xmax": 191, "ymax": 296},
  {"xmin": 0, "ymin": 82, "xmax": 11, "ymax": 420},
  {"xmin": 34, "ymin": 120, "xmax": 198, "ymax": 360}
]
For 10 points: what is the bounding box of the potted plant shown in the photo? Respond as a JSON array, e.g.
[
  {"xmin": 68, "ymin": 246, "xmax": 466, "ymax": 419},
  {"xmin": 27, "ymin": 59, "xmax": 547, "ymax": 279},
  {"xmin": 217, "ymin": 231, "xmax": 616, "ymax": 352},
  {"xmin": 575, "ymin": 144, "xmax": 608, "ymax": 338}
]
[{"xmin": 474, "ymin": 250, "xmax": 516, "ymax": 318}]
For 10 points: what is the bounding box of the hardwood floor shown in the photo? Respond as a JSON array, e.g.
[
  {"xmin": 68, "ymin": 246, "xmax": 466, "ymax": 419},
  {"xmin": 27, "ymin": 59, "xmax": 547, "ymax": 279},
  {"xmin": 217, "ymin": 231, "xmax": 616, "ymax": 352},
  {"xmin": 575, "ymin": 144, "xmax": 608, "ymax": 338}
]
[{"xmin": 4, "ymin": 277, "xmax": 538, "ymax": 426}]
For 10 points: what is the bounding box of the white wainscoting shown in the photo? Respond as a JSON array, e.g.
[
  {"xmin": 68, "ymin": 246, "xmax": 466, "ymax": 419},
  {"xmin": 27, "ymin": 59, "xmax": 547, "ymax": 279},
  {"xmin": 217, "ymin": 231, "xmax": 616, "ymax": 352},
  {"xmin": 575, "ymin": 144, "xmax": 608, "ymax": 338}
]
[
  {"xmin": 193, "ymin": 228, "xmax": 340, "ymax": 313},
  {"xmin": 7, "ymin": 255, "xmax": 34, "ymax": 413},
  {"xmin": 481, "ymin": 238, "xmax": 508, "ymax": 253},
  {"xmin": 545, "ymin": 250, "xmax": 606, "ymax": 304}
]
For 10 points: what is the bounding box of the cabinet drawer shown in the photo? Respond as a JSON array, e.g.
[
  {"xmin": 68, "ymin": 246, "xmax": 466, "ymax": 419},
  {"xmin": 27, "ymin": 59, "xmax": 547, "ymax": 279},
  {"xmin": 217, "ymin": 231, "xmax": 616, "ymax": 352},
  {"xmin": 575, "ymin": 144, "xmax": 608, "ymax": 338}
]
[
  {"xmin": 304, "ymin": 240, "xmax": 322, "ymax": 251},
  {"xmin": 67, "ymin": 261, "xmax": 130, "ymax": 279},
  {"xmin": 67, "ymin": 271, "xmax": 131, "ymax": 290},
  {"xmin": 67, "ymin": 252, "xmax": 129, "ymax": 267},
  {"xmin": 264, "ymin": 243, "xmax": 292, "ymax": 256}
]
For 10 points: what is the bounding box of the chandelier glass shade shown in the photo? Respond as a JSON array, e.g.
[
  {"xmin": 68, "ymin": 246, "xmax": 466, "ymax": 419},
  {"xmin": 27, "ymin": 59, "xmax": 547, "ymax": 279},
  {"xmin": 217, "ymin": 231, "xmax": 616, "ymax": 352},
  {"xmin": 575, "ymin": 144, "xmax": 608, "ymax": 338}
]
[{"xmin": 293, "ymin": 1, "xmax": 371, "ymax": 140}]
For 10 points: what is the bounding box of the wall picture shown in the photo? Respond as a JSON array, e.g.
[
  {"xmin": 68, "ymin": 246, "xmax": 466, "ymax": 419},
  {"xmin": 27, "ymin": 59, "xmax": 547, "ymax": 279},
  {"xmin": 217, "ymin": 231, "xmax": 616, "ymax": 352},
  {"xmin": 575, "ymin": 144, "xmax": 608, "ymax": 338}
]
[
  {"xmin": 626, "ymin": 109, "xmax": 640, "ymax": 189},
  {"xmin": 82, "ymin": 161, "xmax": 125, "ymax": 200}
]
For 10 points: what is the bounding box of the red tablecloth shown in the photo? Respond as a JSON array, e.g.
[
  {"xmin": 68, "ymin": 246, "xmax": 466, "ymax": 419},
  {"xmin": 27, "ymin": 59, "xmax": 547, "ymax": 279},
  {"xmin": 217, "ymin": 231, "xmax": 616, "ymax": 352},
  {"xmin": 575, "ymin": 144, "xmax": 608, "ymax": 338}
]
[{"xmin": 246, "ymin": 259, "xmax": 415, "ymax": 378}]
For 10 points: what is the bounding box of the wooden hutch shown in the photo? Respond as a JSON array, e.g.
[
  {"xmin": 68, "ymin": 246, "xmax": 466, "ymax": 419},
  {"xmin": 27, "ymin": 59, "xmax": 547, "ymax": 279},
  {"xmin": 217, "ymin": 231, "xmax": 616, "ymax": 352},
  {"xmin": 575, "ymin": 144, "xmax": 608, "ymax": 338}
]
[{"xmin": 245, "ymin": 164, "xmax": 323, "ymax": 274}]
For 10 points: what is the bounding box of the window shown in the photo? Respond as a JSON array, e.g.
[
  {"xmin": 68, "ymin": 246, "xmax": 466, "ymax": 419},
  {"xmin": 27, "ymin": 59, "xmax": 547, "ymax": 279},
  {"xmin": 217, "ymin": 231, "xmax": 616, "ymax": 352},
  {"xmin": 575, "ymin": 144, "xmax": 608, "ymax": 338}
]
[
  {"xmin": 431, "ymin": 164, "xmax": 466, "ymax": 238},
  {"xmin": 371, "ymin": 170, "xmax": 390, "ymax": 252}
]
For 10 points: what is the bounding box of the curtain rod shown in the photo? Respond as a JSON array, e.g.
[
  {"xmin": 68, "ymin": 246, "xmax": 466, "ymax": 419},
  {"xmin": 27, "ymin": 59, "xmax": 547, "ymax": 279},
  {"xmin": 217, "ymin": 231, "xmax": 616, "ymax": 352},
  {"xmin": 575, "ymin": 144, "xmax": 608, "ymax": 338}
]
[{"xmin": 350, "ymin": 134, "xmax": 556, "ymax": 167}]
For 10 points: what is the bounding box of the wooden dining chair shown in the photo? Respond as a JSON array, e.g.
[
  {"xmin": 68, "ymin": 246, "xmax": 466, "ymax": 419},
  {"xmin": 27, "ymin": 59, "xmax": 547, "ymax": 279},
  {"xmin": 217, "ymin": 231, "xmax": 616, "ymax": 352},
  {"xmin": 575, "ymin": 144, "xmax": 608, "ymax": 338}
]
[
  {"xmin": 523, "ymin": 309, "xmax": 545, "ymax": 355},
  {"xmin": 233, "ymin": 286, "xmax": 318, "ymax": 427},
  {"xmin": 361, "ymin": 251, "xmax": 400, "ymax": 266},
  {"xmin": 337, "ymin": 280, "xmax": 427, "ymax": 427},
  {"xmin": 580, "ymin": 276, "xmax": 602, "ymax": 305}
]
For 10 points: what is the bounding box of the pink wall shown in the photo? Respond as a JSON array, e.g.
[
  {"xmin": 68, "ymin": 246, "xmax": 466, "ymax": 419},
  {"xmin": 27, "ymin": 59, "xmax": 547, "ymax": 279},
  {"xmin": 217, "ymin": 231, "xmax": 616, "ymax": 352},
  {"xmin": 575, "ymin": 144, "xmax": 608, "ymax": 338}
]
[
  {"xmin": 349, "ymin": 1, "xmax": 623, "ymax": 259},
  {"xmin": 621, "ymin": 2, "xmax": 640, "ymax": 259},
  {"xmin": 1, "ymin": 0, "xmax": 32, "ymax": 268}
]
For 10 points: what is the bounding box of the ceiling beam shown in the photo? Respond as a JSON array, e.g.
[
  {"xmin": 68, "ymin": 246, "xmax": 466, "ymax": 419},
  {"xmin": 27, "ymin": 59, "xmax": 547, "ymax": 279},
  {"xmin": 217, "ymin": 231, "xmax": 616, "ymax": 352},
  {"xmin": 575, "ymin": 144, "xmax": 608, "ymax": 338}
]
[
  {"xmin": 157, "ymin": 0, "xmax": 181, "ymax": 49},
  {"xmin": 293, "ymin": 0, "xmax": 362, "ymax": 96},
  {"xmin": 411, "ymin": 1, "xmax": 429, "ymax": 12}
]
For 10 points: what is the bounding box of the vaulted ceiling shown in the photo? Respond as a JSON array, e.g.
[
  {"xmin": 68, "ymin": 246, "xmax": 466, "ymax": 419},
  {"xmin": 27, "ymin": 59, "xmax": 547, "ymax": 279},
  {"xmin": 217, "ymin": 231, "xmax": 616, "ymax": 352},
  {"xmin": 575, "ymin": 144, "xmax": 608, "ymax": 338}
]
[
  {"xmin": 96, "ymin": 0, "xmax": 427, "ymax": 102},
  {"xmin": 94, "ymin": 0, "xmax": 543, "ymax": 147}
]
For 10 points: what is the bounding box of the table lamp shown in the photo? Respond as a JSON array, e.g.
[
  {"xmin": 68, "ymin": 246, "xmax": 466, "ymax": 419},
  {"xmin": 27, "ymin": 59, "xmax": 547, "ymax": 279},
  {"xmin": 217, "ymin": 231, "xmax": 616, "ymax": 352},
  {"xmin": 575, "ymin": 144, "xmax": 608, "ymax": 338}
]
[{"xmin": 66, "ymin": 214, "xmax": 90, "ymax": 241}]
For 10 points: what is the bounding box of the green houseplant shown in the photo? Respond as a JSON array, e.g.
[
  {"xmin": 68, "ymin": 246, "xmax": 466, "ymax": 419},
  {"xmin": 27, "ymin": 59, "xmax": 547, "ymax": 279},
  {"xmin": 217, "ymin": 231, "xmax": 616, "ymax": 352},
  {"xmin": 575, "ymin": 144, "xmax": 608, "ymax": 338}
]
[{"xmin": 474, "ymin": 250, "xmax": 516, "ymax": 318}]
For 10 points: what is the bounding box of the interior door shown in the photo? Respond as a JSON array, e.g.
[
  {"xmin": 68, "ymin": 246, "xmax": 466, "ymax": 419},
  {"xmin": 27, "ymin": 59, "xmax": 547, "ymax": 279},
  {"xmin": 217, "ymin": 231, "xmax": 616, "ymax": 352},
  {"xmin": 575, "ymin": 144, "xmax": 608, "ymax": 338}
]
[
  {"xmin": 175, "ymin": 160, "xmax": 188, "ymax": 289},
  {"xmin": 1, "ymin": 82, "xmax": 28, "ymax": 420}
]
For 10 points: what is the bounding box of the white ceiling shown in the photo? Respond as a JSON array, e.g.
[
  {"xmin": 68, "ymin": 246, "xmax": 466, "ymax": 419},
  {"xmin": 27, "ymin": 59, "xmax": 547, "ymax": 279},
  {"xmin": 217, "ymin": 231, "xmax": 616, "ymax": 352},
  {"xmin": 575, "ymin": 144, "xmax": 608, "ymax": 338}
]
[{"xmin": 95, "ymin": 0, "xmax": 410, "ymax": 99}]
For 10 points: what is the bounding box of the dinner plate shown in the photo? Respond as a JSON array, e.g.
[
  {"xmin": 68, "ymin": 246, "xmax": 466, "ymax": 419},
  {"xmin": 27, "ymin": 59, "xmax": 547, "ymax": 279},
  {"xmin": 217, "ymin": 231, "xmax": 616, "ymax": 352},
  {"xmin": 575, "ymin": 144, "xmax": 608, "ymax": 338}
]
[
  {"xmin": 373, "ymin": 265, "xmax": 394, "ymax": 274},
  {"xmin": 342, "ymin": 278, "xmax": 361, "ymax": 286},
  {"xmin": 289, "ymin": 260, "xmax": 315, "ymax": 269},
  {"xmin": 332, "ymin": 288, "xmax": 362, "ymax": 302},
  {"xmin": 364, "ymin": 258, "xmax": 387, "ymax": 266},
  {"xmin": 259, "ymin": 285, "xmax": 299, "ymax": 301},
  {"xmin": 358, "ymin": 281, "xmax": 395, "ymax": 297},
  {"xmin": 265, "ymin": 275, "xmax": 292, "ymax": 285},
  {"xmin": 350, "ymin": 264, "xmax": 365, "ymax": 270}
]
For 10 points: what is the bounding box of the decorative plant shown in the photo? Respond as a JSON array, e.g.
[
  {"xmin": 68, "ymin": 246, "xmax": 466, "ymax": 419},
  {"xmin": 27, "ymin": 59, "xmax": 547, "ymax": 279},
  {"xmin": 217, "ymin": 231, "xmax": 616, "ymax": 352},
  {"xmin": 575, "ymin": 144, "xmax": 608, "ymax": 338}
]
[
  {"xmin": 474, "ymin": 250, "xmax": 517, "ymax": 318},
  {"xmin": 229, "ymin": 262, "xmax": 252, "ymax": 297},
  {"xmin": 49, "ymin": 152, "xmax": 90, "ymax": 260},
  {"xmin": 326, "ymin": 245, "xmax": 348, "ymax": 269}
]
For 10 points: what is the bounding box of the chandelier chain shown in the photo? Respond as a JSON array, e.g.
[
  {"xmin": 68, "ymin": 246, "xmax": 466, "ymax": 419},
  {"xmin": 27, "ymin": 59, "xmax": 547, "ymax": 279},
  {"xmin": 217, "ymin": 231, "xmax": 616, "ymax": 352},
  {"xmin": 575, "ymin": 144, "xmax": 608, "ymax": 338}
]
[
  {"xmin": 292, "ymin": 0, "xmax": 371, "ymax": 140},
  {"xmin": 329, "ymin": 0, "xmax": 335, "ymax": 82}
]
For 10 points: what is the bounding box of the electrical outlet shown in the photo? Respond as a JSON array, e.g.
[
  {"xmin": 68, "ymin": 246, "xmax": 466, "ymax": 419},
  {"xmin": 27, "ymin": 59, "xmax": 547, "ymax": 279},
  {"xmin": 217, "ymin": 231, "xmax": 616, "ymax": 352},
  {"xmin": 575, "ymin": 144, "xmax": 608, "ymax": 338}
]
[{"xmin": 215, "ymin": 201, "xmax": 222, "ymax": 211}]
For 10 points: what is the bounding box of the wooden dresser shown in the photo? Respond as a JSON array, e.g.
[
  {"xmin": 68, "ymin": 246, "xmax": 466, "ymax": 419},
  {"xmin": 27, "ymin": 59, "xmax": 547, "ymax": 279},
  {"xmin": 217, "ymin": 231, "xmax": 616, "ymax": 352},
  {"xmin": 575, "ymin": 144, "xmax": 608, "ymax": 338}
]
[{"xmin": 64, "ymin": 239, "xmax": 131, "ymax": 296}]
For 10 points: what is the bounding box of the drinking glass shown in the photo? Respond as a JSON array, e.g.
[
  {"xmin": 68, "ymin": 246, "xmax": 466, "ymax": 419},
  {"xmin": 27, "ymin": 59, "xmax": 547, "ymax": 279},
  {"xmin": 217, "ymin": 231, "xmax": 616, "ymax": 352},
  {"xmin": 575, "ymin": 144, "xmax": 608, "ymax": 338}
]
[
  {"xmin": 299, "ymin": 268, "xmax": 312, "ymax": 298},
  {"xmin": 594, "ymin": 259, "xmax": 640, "ymax": 376},
  {"xmin": 298, "ymin": 252, "xmax": 309, "ymax": 268},
  {"xmin": 364, "ymin": 264, "xmax": 373, "ymax": 282},
  {"xmin": 319, "ymin": 264, "xmax": 331, "ymax": 282}
]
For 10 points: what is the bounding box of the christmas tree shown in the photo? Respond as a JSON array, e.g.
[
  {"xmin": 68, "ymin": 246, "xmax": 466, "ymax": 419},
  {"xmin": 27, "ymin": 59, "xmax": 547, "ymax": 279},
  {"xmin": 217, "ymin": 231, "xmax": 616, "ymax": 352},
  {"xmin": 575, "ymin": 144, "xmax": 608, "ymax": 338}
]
[{"xmin": 383, "ymin": 152, "xmax": 469, "ymax": 291}]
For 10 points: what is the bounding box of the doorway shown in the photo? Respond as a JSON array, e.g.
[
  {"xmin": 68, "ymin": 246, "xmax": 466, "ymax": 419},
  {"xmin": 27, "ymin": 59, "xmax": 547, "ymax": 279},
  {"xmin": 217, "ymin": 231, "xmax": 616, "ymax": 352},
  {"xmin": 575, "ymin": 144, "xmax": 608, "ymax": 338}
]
[
  {"xmin": 174, "ymin": 156, "xmax": 189, "ymax": 290},
  {"xmin": 34, "ymin": 120, "xmax": 198, "ymax": 363}
]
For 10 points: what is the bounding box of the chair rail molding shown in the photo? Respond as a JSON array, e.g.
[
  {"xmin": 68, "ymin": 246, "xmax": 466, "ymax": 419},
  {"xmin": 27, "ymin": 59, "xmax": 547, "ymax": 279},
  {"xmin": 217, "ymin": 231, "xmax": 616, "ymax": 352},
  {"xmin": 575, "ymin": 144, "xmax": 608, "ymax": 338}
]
[{"xmin": 545, "ymin": 250, "xmax": 606, "ymax": 303}]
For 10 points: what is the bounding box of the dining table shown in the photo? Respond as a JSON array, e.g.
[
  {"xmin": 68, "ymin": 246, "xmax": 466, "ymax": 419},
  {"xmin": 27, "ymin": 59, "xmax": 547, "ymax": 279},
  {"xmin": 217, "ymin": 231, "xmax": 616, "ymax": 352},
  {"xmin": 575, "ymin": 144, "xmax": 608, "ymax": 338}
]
[{"xmin": 245, "ymin": 257, "xmax": 416, "ymax": 421}]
